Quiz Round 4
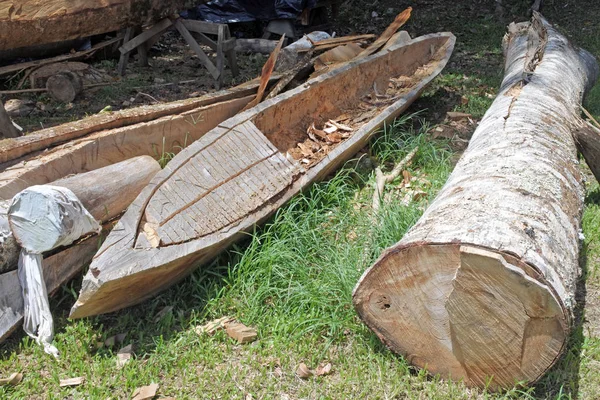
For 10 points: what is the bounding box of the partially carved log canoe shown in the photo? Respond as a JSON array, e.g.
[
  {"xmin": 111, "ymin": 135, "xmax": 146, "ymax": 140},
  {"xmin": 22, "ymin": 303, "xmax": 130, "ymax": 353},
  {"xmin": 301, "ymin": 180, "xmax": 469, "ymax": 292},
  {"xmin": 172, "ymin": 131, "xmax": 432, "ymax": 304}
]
[
  {"xmin": 0, "ymin": 0, "xmax": 190, "ymax": 52},
  {"xmin": 69, "ymin": 32, "xmax": 456, "ymax": 318}
]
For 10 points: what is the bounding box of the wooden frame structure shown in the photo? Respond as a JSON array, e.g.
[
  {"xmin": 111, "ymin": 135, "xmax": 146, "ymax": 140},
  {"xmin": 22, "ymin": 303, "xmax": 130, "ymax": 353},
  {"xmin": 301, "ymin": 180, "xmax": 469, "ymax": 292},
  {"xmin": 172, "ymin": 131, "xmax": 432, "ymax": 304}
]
[{"xmin": 118, "ymin": 17, "xmax": 238, "ymax": 88}]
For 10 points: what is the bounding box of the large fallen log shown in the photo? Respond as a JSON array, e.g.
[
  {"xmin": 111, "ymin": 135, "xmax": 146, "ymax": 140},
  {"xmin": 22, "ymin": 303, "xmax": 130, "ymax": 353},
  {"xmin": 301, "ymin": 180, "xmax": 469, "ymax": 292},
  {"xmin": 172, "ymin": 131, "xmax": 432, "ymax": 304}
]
[
  {"xmin": 0, "ymin": 155, "xmax": 161, "ymax": 272},
  {"xmin": 0, "ymin": 156, "xmax": 160, "ymax": 342},
  {"xmin": 0, "ymin": 1, "xmax": 189, "ymax": 52},
  {"xmin": 353, "ymin": 14, "xmax": 598, "ymax": 390}
]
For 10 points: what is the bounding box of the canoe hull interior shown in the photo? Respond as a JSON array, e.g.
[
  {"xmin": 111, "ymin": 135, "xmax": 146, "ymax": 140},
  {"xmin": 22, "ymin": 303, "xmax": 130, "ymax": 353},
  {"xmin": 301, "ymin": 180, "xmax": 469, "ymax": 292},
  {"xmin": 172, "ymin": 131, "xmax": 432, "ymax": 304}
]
[{"xmin": 70, "ymin": 32, "xmax": 456, "ymax": 318}]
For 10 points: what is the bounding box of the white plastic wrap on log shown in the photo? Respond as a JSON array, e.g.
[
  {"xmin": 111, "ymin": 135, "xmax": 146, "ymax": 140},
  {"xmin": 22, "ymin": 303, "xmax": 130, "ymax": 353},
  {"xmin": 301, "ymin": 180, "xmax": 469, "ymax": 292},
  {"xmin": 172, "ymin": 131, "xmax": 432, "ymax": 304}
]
[{"xmin": 353, "ymin": 14, "xmax": 599, "ymax": 390}]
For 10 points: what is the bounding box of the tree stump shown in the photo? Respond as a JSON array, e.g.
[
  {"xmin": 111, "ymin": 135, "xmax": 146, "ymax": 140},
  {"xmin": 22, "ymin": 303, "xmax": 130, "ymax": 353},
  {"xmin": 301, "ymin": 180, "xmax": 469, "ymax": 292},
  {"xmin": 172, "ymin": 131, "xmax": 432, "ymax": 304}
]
[
  {"xmin": 353, "ymin": 13, "xmax": 599, "ymax": 390},
  {"xmin": 46, "ymin": 72, "xmax": 83, "ymax": 103}
]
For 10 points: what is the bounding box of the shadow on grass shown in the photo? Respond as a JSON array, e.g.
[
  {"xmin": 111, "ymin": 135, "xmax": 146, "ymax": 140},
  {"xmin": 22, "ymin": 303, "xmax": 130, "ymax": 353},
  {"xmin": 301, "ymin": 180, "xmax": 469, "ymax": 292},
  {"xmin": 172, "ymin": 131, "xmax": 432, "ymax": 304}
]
[
  {"xmin": 0, "ymin": 250, "xmax": 233, "ymax": 359},
  {"xmin": 533, "ymin": 240, "xmax": 588, "ymax": 399}
]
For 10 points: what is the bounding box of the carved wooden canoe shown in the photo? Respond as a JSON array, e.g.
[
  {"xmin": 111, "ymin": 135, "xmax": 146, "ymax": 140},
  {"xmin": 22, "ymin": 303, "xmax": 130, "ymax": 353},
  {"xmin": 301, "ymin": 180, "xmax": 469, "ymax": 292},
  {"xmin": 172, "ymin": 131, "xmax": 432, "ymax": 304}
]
[
  {"xmin": 0, "ymin": 0, "xmax": 189, "ymax": 52},
  {"xmin": 70, "ymin": 32, "xmax": 456, "ymax": 318}
]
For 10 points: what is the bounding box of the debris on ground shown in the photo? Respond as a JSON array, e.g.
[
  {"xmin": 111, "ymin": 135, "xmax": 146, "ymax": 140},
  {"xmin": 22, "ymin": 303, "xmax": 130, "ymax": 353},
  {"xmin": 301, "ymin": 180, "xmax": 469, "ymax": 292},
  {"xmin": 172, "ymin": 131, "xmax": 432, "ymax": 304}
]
[
  {"xmin": 295, "ymin": 363, "xmax": 313, "ymax": 379},
  {"xmin": 132, "ymin": 383, "xmax": 159, "ymax": 400},
  {"xmin": 117, "ymin": 344, "xmax": 133, "ymax": 368},
  {"xmin": 0, "ymin": 372, "xmax": 23, "ymax": 386},
  {"xmin": 59, "ymin": 377, "xmax": 85, "ymax": 387}
]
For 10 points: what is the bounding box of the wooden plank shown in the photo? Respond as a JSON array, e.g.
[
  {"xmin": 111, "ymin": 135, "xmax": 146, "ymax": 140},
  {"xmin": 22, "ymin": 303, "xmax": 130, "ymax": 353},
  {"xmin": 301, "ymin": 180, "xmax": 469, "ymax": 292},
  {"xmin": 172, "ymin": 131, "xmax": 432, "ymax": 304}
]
[
  {"xmin": 241, "ymin": 35, "xmax": 285, "ymax": 111},
  {"xmin": 118, "ymin": 27, "xmax": 136, "ymax": 76},
  {"xmin": 181, "ymin": 19, "xmax": 220, "ymax": 35},
  {"xmin": 120, "ymin": 18, "xmax": 173, "ymax": 54},
  {"xmin": 356, "ymin": 7, "xmax": 412, "ymax": 58},
  {"xmin": 174, "ymin": 19, "xmax": 220, "ymax": 80}
]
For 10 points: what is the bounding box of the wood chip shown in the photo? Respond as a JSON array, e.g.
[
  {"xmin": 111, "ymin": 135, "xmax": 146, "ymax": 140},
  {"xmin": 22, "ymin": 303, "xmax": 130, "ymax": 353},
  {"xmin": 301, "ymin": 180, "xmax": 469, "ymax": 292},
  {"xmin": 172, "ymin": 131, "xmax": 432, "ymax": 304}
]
[
  {"xmin": 296, "ymin": 363, "xmax": 313, "ymax": 379},
  {"xmin": 132, "ymin": 383, "xmax": 159, "ymax": 400},
  {"xmin": 59, "ymin": 377, "xmax": 84, "ymax": 387},
  {"xmin": 273, "ymin": 366, "xmax": 283, "ymax": 378},
  {"xmin": 195, "ymin": 316, "xmax": 234, "ymax": 335},
  {"xmin": 0, "ymin": 372, "xmax": 22, "ymax": 386},
  {"xmin": 323, "ymin": 125, "xmax": 338, "ymax": 134},
  {"xmin": 117, "ymin": 344, "xmax": 133, "ymax": 368},
  {"xmin": 225, "ymin": 322, "xmax": 258, "ymax": 344},
  {"xmin": 328, "ymin": 119, "xmax": 353, "ymax": 131},
  {"xmin": 315, "ymin": 363, "xmax": 333, "ymax": 376},
  {"xmin": 446, "ymin": 111, "xmax": 472, "ymax": 121},
  {"xmin": 402, "ymin": 170, "xmax": 412, "ymax": 185},
  {"xmin": 326, "ymin": 132, "xmax": 343, "ymax": 143}
]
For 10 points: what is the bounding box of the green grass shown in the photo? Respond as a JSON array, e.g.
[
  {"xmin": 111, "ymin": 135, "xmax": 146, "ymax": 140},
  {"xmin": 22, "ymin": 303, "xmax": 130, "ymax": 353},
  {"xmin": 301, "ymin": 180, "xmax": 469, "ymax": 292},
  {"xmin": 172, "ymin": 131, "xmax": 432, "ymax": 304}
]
[{"xmin": 2, "ymin": 2, "xmax": 600, "ymax": 398}]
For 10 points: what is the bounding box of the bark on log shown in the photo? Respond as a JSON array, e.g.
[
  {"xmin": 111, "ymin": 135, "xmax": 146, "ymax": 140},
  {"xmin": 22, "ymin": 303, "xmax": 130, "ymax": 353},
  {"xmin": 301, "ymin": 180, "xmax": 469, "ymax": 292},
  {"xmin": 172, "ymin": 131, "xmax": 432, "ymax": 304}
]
[
  {"xmin": 0, "ymin": 156, "xmax": 160, "ymax": 273},
  {"xmin": 353, "ymin": 13, "xmax": 599, "ymax": 390},
  {"xmin": 0, "ymin": 0, "xmax": 190, "ymax": 52}
]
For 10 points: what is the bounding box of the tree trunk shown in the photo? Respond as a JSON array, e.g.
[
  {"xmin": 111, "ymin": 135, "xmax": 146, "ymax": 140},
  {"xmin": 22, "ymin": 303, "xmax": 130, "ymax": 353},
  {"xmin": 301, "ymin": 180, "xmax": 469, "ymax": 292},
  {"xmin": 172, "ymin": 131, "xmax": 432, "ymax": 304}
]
[
  {"xmin": 0, "ymin": 0, "xmax": 190, "ymax": 52},
  {"xmin": 353, "ymin": 14, "xmax": 598, "ymax": 390},
  {"xmin": 0, "ymin": 155, "xmax": 160, "ymax": 273}
]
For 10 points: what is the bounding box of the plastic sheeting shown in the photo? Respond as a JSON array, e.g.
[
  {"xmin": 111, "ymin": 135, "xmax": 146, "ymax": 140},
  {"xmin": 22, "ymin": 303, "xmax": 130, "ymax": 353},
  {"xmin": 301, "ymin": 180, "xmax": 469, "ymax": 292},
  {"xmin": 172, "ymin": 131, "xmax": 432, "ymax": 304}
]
[
  {"xmin": 196, "ymin": 0, "xmax": 317, "ymax": 24},
  {"xmin": 8, "ymin": 185, "xmax": 100, "ymax": 357}
]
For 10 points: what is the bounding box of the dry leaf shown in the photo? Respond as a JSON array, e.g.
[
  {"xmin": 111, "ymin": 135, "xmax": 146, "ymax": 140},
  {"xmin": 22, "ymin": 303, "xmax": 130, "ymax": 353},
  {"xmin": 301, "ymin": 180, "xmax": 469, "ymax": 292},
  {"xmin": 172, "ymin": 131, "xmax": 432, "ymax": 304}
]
[
  {"xmin": 296, "ymin": 363, "xmax": 313, "ymax": 379},
  {"xmin": 132, "ymin": 383, "xmax": 159, "ymax": 400},
  {"xmin": 0, "ymin": 372, "xmax": 22, "ymax": 386},
  {"xmin": 402, "ymin": 170, "xmax": 412, "ymax": 185},
  {"xmin": 225, "ymin": 322, "xmax": 258, "ymax": 344},
  {"xmin": 412, "ymin": 190, "xmax": 428, "ymax": 201},
  {"xmin": 117, "ymin": 344, "xmax": 133, "ymax": 368},
  {"xmin": 60, "ymin": 377, "xmax": 84, "ymax": 387},
  {"xmin": 297, "ymin": 142, "xmax": 313, "ymax": 157},
  {"xmin": 326, "ymin": 132, "xmax": 342, "ymax": 143},
  {"xmin": 273, "ymin": 366, "xmax": 283, "ymax": 378},
  {"xmin": 153, "ymin": 306, "xmax": 174, "ymax": 322},
  {"xmin": 315, "ymin": 362, "xmax": 333, "ymax": 376},
  {"xmin": 195, "ymin": 316, "xmax": 234, "ymax": 335}
]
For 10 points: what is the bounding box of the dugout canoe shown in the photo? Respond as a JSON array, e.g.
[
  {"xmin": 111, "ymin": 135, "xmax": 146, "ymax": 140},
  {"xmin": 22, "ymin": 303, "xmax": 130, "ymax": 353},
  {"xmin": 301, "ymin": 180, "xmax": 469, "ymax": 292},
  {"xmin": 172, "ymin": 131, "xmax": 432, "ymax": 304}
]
[
  {"xmin": 0, "ymin": 0, "xmax": 189, "ymax": 53},
  {"xmin": 70, "ymin": 32, "xmax": 456, "ymax": 318}
]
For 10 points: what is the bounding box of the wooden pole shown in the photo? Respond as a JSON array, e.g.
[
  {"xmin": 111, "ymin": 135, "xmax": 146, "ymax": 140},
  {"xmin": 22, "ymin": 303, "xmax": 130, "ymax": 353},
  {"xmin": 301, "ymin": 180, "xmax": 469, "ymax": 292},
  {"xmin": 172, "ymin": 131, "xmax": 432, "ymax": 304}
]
[{"xmin": 353, "ymin": 13, "xmax": 598, "ymax": 390}]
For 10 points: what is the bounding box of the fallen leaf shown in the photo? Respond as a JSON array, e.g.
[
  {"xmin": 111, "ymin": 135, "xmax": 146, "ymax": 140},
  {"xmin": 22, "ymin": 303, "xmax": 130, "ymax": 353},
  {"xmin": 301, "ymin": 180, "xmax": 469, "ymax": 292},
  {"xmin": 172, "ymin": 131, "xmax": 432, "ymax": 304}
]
[
  {"xmin": 296, "ymin": 363, "xmax": 313, "ymax": 379},
  {"xmin": 117, "ymin": 344, "xmax": 133, "ymax": 368},
  {"xmin": 0, "ymin": 372, "xmax": 22, "ymax": 386},
  {"xmin": 402, "ymin": 170, "xmax": 412, "ymax": 185},
  {"xmin": 59, "ymin": 377, "xmax": 84, "ymax": 387},
  {"xmin": 315, "ymin": 362, "xmax": 333, "ymax": 376},
  {"xmin": 297, "ymin": 142, "xmax": 313, "ymax": 157},
  {"xmin": 195, "ymin": 316, "xmax": 234, "ymax": 335},
  {"xmin": 412, "ymin": 190, "xmax": 428, "ymax": 201},
  {"xmin": 132, "ymin": 383, "xmax": 159, "ymax": 400},
  {"xmin": 225, "ymin": 322, "xmax": 258, "ymax": 344},
  {"xmin": 153, "ymin": 306, "xmax": 174, "ymax": 322},
  {"xmin": 273, "ymin": 366, "xmax": 283, "ymax": 378},
  {"xmin": 326, "ymin": 132, "xmax": 342, "ymax": 143}
]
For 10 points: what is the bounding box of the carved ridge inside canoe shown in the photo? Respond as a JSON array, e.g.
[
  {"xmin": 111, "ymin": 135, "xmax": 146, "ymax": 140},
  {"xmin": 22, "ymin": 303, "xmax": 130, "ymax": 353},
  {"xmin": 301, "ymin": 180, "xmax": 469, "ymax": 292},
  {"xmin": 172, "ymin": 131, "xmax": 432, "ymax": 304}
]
[{"xmin": 70, "ymin": 32, "xmax": 456, "ymax": 318}]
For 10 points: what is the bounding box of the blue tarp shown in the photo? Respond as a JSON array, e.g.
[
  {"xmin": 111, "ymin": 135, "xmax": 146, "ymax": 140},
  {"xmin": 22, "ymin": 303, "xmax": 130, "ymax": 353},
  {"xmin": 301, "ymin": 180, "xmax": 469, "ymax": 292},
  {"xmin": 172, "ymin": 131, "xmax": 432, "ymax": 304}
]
[{"xmin": 196, "ymin": 0, "xmax": 317, "ymax": 23}]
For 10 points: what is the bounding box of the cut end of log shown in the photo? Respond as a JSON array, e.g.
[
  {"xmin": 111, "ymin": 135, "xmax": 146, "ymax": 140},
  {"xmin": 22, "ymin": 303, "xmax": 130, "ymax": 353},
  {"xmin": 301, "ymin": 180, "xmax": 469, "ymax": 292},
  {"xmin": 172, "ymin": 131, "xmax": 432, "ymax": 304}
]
[{"xmin": 353, "ymin": 243, "xmax": 567, "ymax": 390}]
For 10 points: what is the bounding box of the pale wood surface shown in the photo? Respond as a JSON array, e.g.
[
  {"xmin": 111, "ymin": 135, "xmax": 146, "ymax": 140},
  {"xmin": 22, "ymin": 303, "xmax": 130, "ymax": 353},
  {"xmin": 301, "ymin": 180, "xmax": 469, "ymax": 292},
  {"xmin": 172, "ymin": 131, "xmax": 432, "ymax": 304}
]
[
  {"xmin": 574, "ymin": 120, "xmax": 600, "ymax": 183},
  {"xmin": 353, "ymin": 14, "xmax": 599, "ymax": 389},
  {"xmin": 70, "ymin": 33, "xmax": 455, "ymax": 319},
  {"xmin": 0, "ymin": 0, "xmax": 187, "ymax": 51}
]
